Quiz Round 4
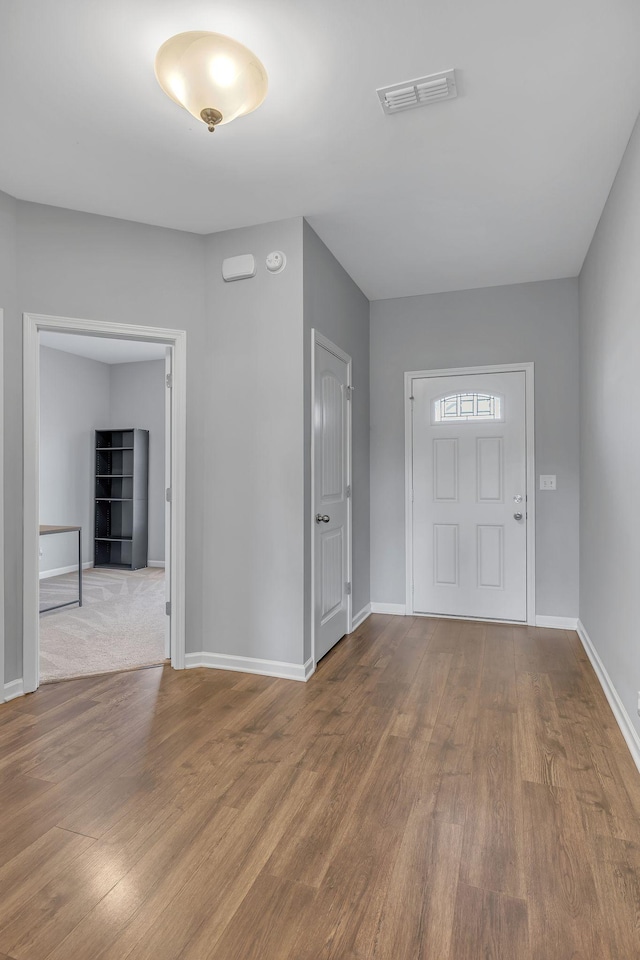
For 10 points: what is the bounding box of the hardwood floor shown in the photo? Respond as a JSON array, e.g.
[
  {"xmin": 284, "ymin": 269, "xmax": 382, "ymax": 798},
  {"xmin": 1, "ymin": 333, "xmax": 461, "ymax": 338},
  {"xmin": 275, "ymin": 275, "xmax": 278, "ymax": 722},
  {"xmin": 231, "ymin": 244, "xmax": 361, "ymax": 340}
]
[{"xmin": 0, "ymin": 614, "xmax": 639, "ymax": 958}]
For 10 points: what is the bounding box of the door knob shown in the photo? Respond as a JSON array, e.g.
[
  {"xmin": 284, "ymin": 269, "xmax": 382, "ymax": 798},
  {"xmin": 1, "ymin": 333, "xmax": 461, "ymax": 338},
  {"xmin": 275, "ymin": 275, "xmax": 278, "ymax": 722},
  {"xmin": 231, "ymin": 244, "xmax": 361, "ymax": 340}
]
[
  {"xmin": 315, "ymin": 514, "xmax": 330, "ymax": 523},
  {"xmin": 513, "ymin": 512, "xmax": 523, "ymax": 521}
]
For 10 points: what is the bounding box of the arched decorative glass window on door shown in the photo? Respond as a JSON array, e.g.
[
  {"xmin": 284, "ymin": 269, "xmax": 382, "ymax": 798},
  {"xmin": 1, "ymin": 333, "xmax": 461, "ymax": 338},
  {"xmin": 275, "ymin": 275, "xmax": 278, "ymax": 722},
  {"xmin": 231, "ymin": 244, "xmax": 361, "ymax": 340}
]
[{"xmin": 432, "ymin": 392, "xmax": 503, "ymax": 423}]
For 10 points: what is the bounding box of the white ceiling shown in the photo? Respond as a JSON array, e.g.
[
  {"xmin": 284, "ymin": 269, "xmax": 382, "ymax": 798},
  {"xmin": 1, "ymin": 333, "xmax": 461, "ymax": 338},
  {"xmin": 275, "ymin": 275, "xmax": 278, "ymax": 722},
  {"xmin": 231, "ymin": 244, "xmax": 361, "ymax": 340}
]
[
  {"xmin": 40, "ymin": 332, "xmax": 166, "ymax": 364},
  {"xmin": 1, "ymin": 1, "xmax": 639, "ymax": 300}
]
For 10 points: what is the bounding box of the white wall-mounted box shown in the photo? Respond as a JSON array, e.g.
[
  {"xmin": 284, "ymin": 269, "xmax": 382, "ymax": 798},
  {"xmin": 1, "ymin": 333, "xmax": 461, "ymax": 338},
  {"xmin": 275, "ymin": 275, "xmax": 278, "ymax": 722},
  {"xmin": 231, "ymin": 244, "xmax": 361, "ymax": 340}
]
[{"xmin": 222, "ymin": 254, "xmax": 256, "ymax": 282}]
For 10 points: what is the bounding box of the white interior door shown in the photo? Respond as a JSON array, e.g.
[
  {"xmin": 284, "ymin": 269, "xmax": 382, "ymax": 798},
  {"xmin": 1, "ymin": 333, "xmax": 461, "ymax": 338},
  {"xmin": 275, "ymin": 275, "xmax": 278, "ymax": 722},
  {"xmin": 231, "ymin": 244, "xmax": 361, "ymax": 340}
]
[
  {"xmin": 411, "ymin": 371, "xmax": 527, "ymax": 621},
  {"xmin": 314, "ymin": 337, "xmax": 350, "ymax": 661}
]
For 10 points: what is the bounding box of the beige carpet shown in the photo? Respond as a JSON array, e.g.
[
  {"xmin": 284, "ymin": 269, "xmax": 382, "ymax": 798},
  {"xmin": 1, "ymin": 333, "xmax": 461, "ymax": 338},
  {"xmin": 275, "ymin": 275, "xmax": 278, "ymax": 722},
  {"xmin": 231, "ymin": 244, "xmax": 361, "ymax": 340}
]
[{"xmin": 39, "ymin": 566, "xmax": 166, "ymax": 682}]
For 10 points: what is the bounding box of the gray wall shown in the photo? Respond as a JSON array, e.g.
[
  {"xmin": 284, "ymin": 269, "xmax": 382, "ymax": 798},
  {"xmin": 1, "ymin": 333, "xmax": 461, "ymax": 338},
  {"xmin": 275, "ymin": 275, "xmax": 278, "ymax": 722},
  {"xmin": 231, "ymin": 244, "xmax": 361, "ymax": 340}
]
[
  {"xmin": 5, "ymin": 203, "xmax": 368, "ymax": 682},
  {"xmin": 579, "ymin": 114, "xmax": 640, "ymax": 737},
  {"xmin": 303, "ymin": 221, "xmax": 370, "ymax": 659},
  {"xmin": 4, "ymin": 201, "xmax": 207, "ymax": 681},
  {"xmin": 39, "ymin": 346, "xmax": 110, "ymax": 573},
  {"xmin": 203, "ymin": 218, "xmax": 307, "ymax": 665},
  {"xmin": 38, "ymin": 350, "xmax": 166, "ymax": 575},
  {"xmin": 0, "ymin": 191, "xmax": 18, "ymax": 683},
  {"xmin": 370, "ymin": 278, "xmax": 580, "ymax": 617},
  {"xmin": 109, "ymin": 359, "xmax": 166, "ymax": 563}
]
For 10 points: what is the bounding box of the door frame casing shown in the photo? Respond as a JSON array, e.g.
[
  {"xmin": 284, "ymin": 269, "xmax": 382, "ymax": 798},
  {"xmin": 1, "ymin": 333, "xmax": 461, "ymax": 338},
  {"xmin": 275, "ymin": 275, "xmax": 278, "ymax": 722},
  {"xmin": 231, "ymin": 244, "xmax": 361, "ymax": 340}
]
[
  {"xmin": 404, "ymin": 362, "xmax": 535, "ymax": 626},
  {"xmin": 23, "ymin": 312, "xmax": 187, "ymax": 693},
  {"xmin": 0, "ymin": 310, "xmax": 4, "ymax": 699},
  {"xmin": 310, "ymin": 330, "xmax": 353, "ymax": 667}
]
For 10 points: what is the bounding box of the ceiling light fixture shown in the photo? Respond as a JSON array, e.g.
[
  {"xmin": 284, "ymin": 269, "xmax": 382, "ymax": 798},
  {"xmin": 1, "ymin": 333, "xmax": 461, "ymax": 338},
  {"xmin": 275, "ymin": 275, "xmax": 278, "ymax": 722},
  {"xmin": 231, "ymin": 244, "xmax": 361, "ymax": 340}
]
[{"xmin": 155, "ymin": 31, "xmax": 268, "ymax": 132}]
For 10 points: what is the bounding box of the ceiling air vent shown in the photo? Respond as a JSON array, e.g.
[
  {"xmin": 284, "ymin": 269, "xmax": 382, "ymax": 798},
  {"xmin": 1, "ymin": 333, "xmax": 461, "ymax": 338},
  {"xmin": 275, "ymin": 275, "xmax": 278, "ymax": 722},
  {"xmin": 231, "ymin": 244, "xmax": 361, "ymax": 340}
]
[{"xmin": 377, "ymin": 69, "xmax": 457, "ymax": 115}]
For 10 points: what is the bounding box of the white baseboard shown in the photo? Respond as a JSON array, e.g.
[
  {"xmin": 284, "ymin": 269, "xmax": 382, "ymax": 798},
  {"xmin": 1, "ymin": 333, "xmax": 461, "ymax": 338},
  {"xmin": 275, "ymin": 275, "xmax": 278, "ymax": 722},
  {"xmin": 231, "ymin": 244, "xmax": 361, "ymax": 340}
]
[
  {"xmin": 577, "ymin": 619, "xmax": 640, "ymax": 774},
  {"xmin": 350, "ymin": 604, "xmax": 371, "ymax": 631},
  {"xmin": 535, "ymin": 615, "xmax": 579, "ymax": 630},
  {"xmin": 3, "ymin": 677, "xmax": 24, "ymax": 702},
  {"xmin": 370, "ymin": 602, "xmax": 407, "ymax": 616},
  {"xmin": 185, "ymin": 652, "xmax": 315, "ymax": 683},
  {"xmin": 39, "ymin": 561, "xmax": 94, "ymax": 580},
  {"xmin": 369, "ymin": 606, "xmax": 578, "ymax": 629},
  {"xmin": 147, "ymin": 561, "xmax": 165, "ymax": 568}
]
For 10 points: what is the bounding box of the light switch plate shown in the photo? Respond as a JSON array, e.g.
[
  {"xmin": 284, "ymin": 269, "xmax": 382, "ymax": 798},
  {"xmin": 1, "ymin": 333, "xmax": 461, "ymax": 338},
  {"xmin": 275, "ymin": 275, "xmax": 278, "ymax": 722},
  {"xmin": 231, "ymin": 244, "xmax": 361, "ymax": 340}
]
[{"xmin": 540, "ymin": 475, "xmax": 556, "ymax": 490}]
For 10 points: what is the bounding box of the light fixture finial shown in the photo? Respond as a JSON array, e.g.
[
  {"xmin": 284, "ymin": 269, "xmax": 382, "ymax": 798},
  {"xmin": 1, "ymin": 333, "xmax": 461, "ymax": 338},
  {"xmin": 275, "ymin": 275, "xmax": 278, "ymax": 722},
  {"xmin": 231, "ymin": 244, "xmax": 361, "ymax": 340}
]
[{"xmin": 200, "ymin": 108, "xmax": 223, "ymax": 132}]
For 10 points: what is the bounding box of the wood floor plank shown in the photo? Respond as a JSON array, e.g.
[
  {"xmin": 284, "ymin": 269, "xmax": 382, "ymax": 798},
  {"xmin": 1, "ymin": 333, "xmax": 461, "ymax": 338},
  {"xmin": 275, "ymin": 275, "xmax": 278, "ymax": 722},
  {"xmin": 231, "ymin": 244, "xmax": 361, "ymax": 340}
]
[
  {"xmin": 422, "ymin": 626, "xmax": 485, "ymax": 825},
  {"xmin": 591, "ymin": 850, "xmax": 640, "ymax": 959},
  {"xmin": 203, "ymin": 872, "xmax": 316, "ymax": 960},
  {"xmin": 99, "ymin": 765, "xmax": 317, "ymax": 960},
  {"xmin": 40, "ymin": 800, "xmax": 239, "ymax": 960},
  {"xmin": 390, "ymin": 651, "xmax": 453, "ymax": 741},
  {"xmin": 523, "ymin": 781, "xmax": 610, "ymax": 960},
  {"xmin": 0, "ymin": 614, "xmax": 639, "ymax": 959},
  {"xmin": 557, "ymin": 711, "xmax": 640, "ymax": 841},
  {"xmin": 264, "ymin": 705, "xmax": 396, "ymax": 887},
  {"xmin": 368, "ymin": 814, "xmax": 463, "ymax": 959},
  {"xmin": 0, "ymin": 828, "xmax": 96, "ymax": 930},
  {"xmin": 460, "ymin": 707, "xmax": 526, "ymax": 898},
  {"xmin": 288, "ymin": 738, "xmax": 423, "ymax": 960},
  {"xmin": 448, "ymin": 883, "xmax": 530, "ymax": 960},
  {"xmin": 516, "ymin": 672, "xmax": 568, "ymax": 785},
  {"xmin": 479, "ymin": 629, "xmax": 518, "ymax": 713},
  {"xmin": 357, "ymin": 613, "xmax": 414, "ymax": 670}
]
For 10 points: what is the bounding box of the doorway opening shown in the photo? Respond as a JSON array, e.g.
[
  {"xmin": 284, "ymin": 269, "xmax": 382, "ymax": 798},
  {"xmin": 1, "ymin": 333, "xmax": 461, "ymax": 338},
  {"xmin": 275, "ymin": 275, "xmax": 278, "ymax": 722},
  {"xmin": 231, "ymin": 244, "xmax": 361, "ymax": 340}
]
[
  {"xmin": 405, "ymin": 362, "xmax": 535, "ymax": 625},
  {"xmin": 23, "ymin": 314, "xmax": 186, "ymax": 692}
]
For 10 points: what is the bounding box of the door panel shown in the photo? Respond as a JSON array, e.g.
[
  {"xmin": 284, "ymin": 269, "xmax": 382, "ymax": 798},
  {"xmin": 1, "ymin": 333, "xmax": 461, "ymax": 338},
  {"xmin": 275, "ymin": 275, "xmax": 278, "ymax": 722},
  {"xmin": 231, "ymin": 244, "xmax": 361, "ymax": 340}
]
[
  {"xmin": 476, "ymin": 437, "xmax": 503, "ymax": 502},
  {"xmin": 314, "ymin": 341, "xmax": 350, "ymax": 661},
  {"xmin": 321, "ymin": 374, "xmax": 343, "ymax": 498},
  {"xmin": 412, "ymin": 371, "xmax": 527, "ymax": 621},
  {"xmin": 477, "ymin": 524, "xmax": 503, "ymax": 588},
  {"xmin": 433, "ymin": 439, "xmax": 458, "ymax": 501},
  {"xmin": 434, "ymin": 524, "xmax": 459, "ymax": 585},
  {"xmin": 321, "ymin": 528, "xmax": 343, "ymax": 620}
]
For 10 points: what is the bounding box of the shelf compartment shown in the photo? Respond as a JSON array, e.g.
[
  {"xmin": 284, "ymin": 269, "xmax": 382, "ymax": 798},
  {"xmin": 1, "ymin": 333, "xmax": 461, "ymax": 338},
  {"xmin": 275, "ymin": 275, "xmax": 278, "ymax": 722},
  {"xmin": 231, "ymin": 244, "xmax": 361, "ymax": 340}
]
[
  {"xmin": 96, "ymin": 430, "xmax": 135, "ymax": 449},
  {"xmin": 95, "ymin": 500, "xmax": 133, "ymax": 540},
  {"xmin": 94, "ymin": 539, "xmax": 133, "ymax": 568},
  {"xmin": 95, "ymin": 476, "xmax": 134, "ymax": 499},
  {"xmin": 96, "ymin": 447, "xmax": 134, "ymax": 478}
]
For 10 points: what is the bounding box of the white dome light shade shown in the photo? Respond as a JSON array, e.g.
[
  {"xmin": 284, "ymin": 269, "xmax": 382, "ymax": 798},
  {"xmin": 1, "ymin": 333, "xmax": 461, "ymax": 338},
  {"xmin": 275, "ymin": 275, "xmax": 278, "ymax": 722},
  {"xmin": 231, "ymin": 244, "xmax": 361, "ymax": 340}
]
[{"xmin": 155, "ymin": 31, "xmax": 268, "ymax": 131}]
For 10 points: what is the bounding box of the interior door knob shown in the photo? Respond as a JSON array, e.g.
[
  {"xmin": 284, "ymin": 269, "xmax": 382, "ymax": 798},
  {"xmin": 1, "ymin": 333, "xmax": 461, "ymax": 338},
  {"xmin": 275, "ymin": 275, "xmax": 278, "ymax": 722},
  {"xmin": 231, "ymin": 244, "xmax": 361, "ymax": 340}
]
[
  {"xmin": 513, "ymin": 512, "xmax": 523, "ymax": 521},
  {"xmin": 315, "ymin": 514, "xmax": 330, "ymax": 523}
]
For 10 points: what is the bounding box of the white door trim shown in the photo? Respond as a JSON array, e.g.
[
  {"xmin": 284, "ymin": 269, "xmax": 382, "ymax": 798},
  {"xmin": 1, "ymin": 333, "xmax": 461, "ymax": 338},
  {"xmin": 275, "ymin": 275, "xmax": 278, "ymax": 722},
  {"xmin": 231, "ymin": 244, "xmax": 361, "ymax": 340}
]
[
  {"xmin": 164, "ymin": 348, "xmax": 172, "ymax": 661},
  {"xmin": 22, "ymin": 312, "xmax": 187, "ymax": 694},
  {"xmin": 0, "ymin": 309, "xmax": 4, "ymax": 700},
  {"xmin": 404, "ymin": 362, "xmax": 536, "ymax": 626},
  {"xmin": 310, "ymin": 330, "xmax": 352, "ymax": 667}
]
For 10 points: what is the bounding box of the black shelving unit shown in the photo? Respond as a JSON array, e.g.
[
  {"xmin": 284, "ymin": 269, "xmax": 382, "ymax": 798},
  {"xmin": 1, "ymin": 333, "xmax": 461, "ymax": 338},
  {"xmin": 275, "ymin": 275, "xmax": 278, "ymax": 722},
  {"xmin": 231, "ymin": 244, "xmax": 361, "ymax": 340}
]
[{"xmin": 94, "ymin": 429, "xmax": 149, "ymax": 570}]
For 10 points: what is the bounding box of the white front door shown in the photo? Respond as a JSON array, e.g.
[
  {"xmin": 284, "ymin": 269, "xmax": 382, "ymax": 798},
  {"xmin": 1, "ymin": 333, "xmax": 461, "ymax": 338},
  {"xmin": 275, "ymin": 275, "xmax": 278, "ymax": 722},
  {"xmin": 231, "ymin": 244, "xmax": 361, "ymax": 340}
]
[
  {"xmin": 314, "ymin": 336, "xmax": 350, "ymax": 661},
  {"xmin": 411, "ymin": 371, "xmax": 527, "ymax": 621}
]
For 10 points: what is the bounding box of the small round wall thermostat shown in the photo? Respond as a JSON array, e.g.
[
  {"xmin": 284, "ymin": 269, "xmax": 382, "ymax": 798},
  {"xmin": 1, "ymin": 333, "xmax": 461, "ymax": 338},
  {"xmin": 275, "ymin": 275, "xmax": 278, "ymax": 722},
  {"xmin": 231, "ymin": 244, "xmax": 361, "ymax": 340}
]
[{"xmin": 266, "ymin": 250, "xmax": 286, "ymax": 273}]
